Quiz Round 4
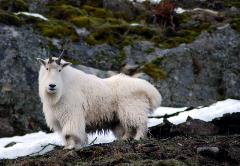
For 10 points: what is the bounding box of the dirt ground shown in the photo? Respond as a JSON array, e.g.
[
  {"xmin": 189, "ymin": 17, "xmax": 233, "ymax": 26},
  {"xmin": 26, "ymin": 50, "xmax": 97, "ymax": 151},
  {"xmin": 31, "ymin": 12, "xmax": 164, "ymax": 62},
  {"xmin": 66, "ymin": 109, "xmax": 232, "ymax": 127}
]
[
  {"xmin": 1, "ymin": 113, "xmax": 240, "ymax": 166},
  {"xmin": 1, "ymin": 135, "xmax": 240, "ymax": 166}
]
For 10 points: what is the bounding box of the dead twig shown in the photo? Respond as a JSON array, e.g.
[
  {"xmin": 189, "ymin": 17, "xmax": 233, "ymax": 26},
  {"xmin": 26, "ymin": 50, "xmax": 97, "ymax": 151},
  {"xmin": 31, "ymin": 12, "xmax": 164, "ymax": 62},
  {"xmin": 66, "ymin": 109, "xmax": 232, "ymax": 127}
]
[
  {"xmin": 89, "ymin": 137, "xmax": 97, "ymax": 145},
  {"xmin": 27, "ymin": 143, "xmax": 60, "ymax": 157}
]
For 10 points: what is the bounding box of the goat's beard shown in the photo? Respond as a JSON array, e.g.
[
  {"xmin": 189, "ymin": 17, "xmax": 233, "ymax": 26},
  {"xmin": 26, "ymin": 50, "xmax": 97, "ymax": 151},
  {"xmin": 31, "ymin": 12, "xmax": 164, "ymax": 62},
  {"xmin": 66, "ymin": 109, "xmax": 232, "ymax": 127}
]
[{"xmin": 45, "ymin": 89, "xmax": 62, "ymax": 105}]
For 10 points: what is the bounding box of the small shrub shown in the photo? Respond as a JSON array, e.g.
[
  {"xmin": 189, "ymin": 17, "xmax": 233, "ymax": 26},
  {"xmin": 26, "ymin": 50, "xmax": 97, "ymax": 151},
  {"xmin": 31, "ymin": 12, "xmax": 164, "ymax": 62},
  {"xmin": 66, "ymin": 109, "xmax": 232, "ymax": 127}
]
[{"xmin": 152, "ymin": 0, "xmax": 177, "ymax": 29}]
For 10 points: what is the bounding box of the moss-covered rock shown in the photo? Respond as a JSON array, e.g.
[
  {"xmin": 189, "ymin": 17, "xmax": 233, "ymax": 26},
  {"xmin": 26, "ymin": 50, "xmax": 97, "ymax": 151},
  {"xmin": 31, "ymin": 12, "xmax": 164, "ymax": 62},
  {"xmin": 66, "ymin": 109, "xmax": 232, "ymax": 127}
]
[
  {"xmin": 48, "ymin": 4, "xmax": 85, "ymax": 20},
  {"xmin": 143, "ymin": 63, "xmax": 166, "ymax": 80},
  {"xmin": 35, "ymin": 19, "xmax": 79, "ymax": 42},
  {"xmin": 85, "ymin": 24, "xmax": 157, "ymax": 47},
  {"xmin": 0, "ymin": 10, "xmax": 22, "ymax": 26},
  {"xmin": 0, "ymin": 0, "xmax": 28, "ymax": 12},
  {"xmin": 154, "ymin": 13, "xmax": 211, "ymax": 48}
]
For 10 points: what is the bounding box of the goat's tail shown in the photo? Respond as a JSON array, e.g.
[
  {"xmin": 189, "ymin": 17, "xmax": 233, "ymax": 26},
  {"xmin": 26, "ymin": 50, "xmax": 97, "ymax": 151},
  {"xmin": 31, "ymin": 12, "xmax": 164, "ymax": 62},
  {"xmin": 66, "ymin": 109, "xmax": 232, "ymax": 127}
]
[{"xmin": 145, "ymin": 83, "xmax": 162, "ymax": 113}]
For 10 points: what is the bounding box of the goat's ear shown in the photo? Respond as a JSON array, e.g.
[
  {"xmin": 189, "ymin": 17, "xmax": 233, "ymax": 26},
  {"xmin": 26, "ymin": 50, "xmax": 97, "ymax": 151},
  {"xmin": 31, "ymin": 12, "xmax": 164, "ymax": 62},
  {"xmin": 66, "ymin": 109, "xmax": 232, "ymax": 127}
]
[
  {"xmin": 61, "ymin": 62, "xmax": 72, "ymax": 68},
  {"xmin": 37, "ymin": 58, "xmax": 46, "ymax": 66}
]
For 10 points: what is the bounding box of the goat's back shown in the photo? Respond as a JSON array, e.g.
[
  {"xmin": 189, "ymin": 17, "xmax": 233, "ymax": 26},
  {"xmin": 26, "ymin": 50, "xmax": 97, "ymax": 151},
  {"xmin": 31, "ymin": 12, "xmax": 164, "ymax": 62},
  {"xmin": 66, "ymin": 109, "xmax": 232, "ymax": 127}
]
[{"xmin": 105, "ymin": 74, "xmax": 162, "ymax": 112}]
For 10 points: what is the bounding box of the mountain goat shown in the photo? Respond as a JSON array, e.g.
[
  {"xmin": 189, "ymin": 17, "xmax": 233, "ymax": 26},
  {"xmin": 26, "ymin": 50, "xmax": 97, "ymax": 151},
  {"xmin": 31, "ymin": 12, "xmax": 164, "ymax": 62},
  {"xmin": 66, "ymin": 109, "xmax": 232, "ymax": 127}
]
[{"xmin": 37, "ymin": 53, "xmax": 162, "ymax": 149}]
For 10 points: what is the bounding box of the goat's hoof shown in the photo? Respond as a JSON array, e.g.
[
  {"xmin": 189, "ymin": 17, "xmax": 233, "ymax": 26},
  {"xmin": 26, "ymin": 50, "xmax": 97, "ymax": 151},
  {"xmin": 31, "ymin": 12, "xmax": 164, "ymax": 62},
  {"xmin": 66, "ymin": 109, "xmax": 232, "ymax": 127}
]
[{"xmin": 64, "ymin": 145, "xmax": 74, "ymax": 150}]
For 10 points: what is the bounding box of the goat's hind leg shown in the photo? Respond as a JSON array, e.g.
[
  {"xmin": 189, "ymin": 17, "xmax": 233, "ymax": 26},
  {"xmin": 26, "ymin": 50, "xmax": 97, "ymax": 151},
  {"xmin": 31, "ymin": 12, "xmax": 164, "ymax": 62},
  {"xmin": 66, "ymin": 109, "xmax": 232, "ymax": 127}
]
[
  {"xmin": 112, "ymin": 124, "xmax": 125, "ymax": 139},
  {"xmin": 118, "ymin": 100, "xmax": 149, "ymax": 140}
]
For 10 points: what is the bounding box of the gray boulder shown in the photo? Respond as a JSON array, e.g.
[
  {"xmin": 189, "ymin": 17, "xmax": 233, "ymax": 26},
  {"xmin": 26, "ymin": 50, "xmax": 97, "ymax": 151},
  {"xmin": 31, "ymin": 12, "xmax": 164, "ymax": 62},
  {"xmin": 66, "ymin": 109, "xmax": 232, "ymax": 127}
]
[
  {"xmin": 152, "ymin": 26, "xmax": 240, "ymax": 107},
  {"xmin": 0, "ymin": 25, "xmax": 49, "ymax": 137}
]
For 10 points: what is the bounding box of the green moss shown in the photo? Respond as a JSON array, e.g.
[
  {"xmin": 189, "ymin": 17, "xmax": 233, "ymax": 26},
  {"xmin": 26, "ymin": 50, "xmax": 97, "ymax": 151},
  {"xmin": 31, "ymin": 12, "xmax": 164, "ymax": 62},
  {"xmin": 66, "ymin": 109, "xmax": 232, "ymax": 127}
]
[
  {"xmin": 70, "ymin": 16, "xmax": 90, "ymax": 27},
  {"xmin": 118, "ymin": 49, "xmax": 126, "ymax": 64},
  {"xmin": 83, "ymin": 5, "xmax": 113, "ymax": 18},
  {"xmin": 151, "ymin": 56, "xmax": 165, "ymax": 66},
  {"xmin": 84, "ymin": 0, "xmax": 103, "ymax": 8},
  {"xmin": 0, "ymin": 10, "xmax": 22, "ymax": 26},
  {"xmin": 143, "ymin": 63, "xmax": 166, "ymax": 80},
  {"xmin": 106, "ymin": 18, "xmax": 125, "ymax": 25},
  {"xmin": 178, "ymin": 13, "xmax": 191, "ymax": 24},
  {"xmin": 0, "ymin": 0, "xmax": 28, "ymax": 12},
  {"xmin": 36, "ymin": 19, "xmax": 79, "ymax": 42},
  {"xmin": 231, "ymin": 16, "xmax": 240, "ymax": 32},
  {"xmin": 85, "ymin": 24, "xmax": 128, "ymax": 46},
  {"xmin": 70, "ymin": 16, "xmax": 104, "ymax": 28},
  {"xmin": 85, "ymin": 34, "xmax": 98, "ymax": 45},
  {"xmin": 122, "ymin": 35, "xmax": 135, "ymax": 46},
  {"xmin": 85, "ymin": 24, "xmax": 157, "ymax": 47},
  {"xmin": 144, "ymin": 47, "xmax": 155, "ymax": 54},
  {"xmin": 48, "ymin": 4, "xmax": 85, "ymax": 20}
]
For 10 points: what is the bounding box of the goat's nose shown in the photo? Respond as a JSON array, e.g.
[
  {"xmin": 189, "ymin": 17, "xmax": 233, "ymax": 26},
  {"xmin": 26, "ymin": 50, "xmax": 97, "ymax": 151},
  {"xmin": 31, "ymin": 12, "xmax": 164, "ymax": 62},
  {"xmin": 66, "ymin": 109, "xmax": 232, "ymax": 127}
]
[{"xmin": 49, "ymin": 84, "xmax": 56, "ymax": 88}]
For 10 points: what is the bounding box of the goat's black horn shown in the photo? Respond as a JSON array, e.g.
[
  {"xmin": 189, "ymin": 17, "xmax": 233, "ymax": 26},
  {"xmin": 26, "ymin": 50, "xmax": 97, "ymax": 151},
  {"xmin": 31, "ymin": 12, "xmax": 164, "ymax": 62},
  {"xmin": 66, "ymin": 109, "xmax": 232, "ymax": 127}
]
[
  {"xmin": 48, "ymin": 51, "xmax": 53, "ymax": 64},
  {"xmin": 56, "ymin": 49, "xmax": 65, "ymax": 65}
]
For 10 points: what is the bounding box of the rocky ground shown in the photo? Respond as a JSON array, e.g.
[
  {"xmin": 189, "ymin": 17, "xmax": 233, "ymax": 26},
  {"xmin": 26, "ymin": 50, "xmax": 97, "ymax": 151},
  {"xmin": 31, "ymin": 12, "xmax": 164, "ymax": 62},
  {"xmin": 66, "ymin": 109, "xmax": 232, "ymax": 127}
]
[
  {"xmin": 1, "ymin": 136, "xmax": 239, "ymax": 166},
  {"xmin": 1, "ymin": 113, "xmax": 240, "ymax": 165}
]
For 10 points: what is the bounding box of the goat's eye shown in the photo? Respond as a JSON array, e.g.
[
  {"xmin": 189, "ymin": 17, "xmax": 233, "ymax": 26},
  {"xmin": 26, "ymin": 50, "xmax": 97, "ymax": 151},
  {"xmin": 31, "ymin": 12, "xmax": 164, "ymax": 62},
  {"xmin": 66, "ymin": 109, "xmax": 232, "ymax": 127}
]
[
  {"xmin": 59, "ymin": 69, "xmax": 61, "ymax": 72},
  {"xmin": 46, "ymin": 68, "xmax": 48, "ymax": 70}
]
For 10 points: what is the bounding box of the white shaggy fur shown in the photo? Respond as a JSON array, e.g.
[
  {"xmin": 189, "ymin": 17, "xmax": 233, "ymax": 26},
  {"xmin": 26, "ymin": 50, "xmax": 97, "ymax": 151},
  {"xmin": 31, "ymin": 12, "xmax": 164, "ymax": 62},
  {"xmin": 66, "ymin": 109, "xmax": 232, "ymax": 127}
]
[{"xmin": 38, "ymin": 57, "xmax": 162, "ymax": 149}]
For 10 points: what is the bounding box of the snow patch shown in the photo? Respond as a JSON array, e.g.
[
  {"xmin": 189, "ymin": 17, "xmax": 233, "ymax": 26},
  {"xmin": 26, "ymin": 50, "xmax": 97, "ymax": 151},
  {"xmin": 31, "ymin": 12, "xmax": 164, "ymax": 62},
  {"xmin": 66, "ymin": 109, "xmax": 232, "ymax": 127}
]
[
  {"xmin": 15, "ymin": 12, "xmax": 48, "ymax": 21},
  {"xmin": 130, "ymin": 23, "xmax": 142, "ymax": 27},
  {"xmin": 150, "ymin": 99, "xmax": 240, "ymax": 126},
  {"xmin": 0, "ymin": 99, "xmax": 239, "ymax": 159},
  {"xmin": 175, "ymin": 7, "xmax": 186, "ymax": 14},
  {"xmin": 0, "ymin": 131, "xmax": 116, "ymax": 159}
]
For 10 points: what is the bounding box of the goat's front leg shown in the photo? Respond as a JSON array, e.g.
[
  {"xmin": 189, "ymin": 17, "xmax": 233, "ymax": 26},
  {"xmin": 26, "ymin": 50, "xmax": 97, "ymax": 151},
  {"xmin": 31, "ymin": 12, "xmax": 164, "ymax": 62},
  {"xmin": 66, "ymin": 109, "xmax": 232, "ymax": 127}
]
[
  {"xmin": 62, "ymin": 115, "xmax": 87, "ymax": 149},
  {"xmin": 43, "ymin": 108, "xmax": 62, "ymax": 132}
]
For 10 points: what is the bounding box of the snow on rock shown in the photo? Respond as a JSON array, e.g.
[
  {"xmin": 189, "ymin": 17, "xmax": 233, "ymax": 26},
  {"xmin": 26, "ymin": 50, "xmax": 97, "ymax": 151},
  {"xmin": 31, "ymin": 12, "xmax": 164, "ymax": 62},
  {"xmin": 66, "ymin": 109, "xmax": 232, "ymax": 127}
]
[
  {"xmin": 149, "ymin": 99, "xmax": 240, "ymax": 126},
  {"xmin": 0, "ymin": 99, "xmax": 239, "ymax": 159},
  {"xmin": 151, "ymin": 107, "xmax": 187, "ymax": 117},
  {"xmin": 15, "ymin": 12, "xmax": 48, "ymax": 21},
  {"xmin": 175, "ymin": 7, "xmax": 186, "ymax": 14},
  {"xmin": 130, "ymin": 23, "xmax": 142, "ymax": 27}
]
